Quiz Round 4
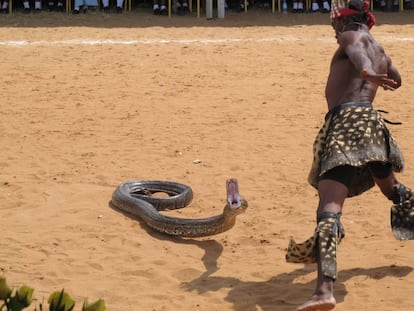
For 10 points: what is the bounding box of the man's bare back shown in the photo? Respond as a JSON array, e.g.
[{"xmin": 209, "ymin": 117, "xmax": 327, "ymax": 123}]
[{"xmin": 325, "ymin": 24, "xmax": 401, "ymax": 111}]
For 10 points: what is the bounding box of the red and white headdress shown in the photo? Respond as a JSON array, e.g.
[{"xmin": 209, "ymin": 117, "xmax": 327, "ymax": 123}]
[{"xmin": 330, "ymin": 0, "xmax": 376, "ymax": 29}]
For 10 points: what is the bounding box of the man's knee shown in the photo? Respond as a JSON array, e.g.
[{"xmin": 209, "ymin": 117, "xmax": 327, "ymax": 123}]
[
  {"xmin": 368, "ymin": 161, "xmax": 393, "ymax": 180},
  {"xmin": 367, "ymin": 161, "xmax": 395, "ymax": 200},
  {"xmin": 317, "ymin": 170, "xmax": 350, "ymax": 212}
]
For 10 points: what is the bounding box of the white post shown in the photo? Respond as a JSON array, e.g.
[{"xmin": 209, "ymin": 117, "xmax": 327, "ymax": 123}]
[
  {"xmin": 217, "ymin": 0, "xmax": 225, "ymax": 18},
  {"xmin": 206, "ymin": 0, "xmax": 213, "ymax": 19}
]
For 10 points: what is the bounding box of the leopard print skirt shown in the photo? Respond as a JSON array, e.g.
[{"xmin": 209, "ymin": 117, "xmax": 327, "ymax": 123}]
[{"xmin": 308, "ymin": 102, "xmax": 404, "ymax": 197}]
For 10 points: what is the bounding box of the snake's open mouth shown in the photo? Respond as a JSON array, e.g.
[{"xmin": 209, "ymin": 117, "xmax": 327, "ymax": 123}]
[{"xmin": 226, "ymin": 178, "xmax": 242, "ymax": 208}]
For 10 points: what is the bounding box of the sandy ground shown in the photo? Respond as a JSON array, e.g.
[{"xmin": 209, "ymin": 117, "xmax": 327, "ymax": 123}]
[{"xmin": 1, "ymin": 8, "xmax": 414, "ymax": 311}]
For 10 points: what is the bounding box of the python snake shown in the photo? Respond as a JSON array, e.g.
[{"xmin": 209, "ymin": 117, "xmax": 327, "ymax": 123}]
[{"xmin": 111, "ymin": 178, "xmax": 248, "ymax": 237}]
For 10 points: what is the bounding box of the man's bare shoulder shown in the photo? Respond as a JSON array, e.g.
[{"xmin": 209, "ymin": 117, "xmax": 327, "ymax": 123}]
[{"xmin": 339, "ymin": 29, "xmax": 374, "ymax": 49}]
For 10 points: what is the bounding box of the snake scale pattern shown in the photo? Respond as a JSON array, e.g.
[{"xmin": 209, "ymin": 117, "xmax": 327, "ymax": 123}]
[{"xmin": 111, "ymin": 178, "xmax": 248, "ymax": 237}]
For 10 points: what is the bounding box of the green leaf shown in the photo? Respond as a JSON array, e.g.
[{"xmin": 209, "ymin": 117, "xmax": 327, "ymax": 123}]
[
  {"xmin": 8, "ymin": 295, "xmax": 25, "ymax": 311},
  {"xmin": 16, "ymin": 285, "xmax": 34, "ymax": 307},
  {"xmin": 48, "ymin": 290, "xmax": 75, "ymax": 311},
  {"xmin": 0, "ymin": 277, "xmax": 12, "ymax": 300},
  {"xmin": 82, "ymin": 299, "xmax": 105, "ymax": 311}
]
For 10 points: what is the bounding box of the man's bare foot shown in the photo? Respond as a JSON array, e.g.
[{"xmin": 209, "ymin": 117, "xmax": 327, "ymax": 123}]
[{"xmin": 296, "ymin": 295, "xmax": 336, "ymax": 311}]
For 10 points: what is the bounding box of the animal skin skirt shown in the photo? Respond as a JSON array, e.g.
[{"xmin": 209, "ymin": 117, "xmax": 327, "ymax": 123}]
[
  {"xmin": 286, "ymin": 103, "xmax": 407, "ymax": 264},
  {"xmin": 308, "ymin": 102, "xmax": 404, "ymax": 197}
]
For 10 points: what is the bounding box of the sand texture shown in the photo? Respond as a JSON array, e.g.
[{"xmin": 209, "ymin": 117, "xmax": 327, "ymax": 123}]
[{"xmin": 1, "ymin": 9, "xmax": 414, "ymax": 311}]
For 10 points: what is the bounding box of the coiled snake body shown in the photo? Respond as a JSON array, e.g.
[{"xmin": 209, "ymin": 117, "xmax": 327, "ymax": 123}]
[{"xmin": 111, "ymin": 178, "xmax": 248, "ymax": 237}]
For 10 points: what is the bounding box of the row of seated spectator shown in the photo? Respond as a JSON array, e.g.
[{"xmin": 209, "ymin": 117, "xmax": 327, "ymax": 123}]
[
  {"xmin": 72, "ymin": 0, "xmax": 125, "ymax": 13},
  {"xmin": 376, "ymin": 0, "xmax": 412, "ymax": 10},
  {"xmin": 289, "ymin": 0, "xmax": 330, "ymax": 12},
  {"xmin": 0, "ymin": 0, "xmax": 412, "ymax": 14},
  {"xmin": 0, "ymin": 0, "xmax": 61, "ymax": 12},
  {"xmin": 289, "ymin": 0, "xmax": 413, "ymax": 12}
]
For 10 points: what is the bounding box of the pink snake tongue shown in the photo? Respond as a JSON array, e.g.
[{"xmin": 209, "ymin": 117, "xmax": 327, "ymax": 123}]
[{"xmin": 226, "ymin": 178, "xmax": 241, "ymax": 208}]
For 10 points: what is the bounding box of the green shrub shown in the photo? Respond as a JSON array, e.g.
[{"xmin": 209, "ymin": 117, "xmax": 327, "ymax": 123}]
[{"xmin": 0, "ymin": 277, "xmax": 105, "ymax": 311}]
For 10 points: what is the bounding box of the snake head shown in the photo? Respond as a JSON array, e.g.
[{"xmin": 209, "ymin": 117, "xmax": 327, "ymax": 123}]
[{"xmin": 226, "ymin": 178, "xmax": 248, "ymax": 212}]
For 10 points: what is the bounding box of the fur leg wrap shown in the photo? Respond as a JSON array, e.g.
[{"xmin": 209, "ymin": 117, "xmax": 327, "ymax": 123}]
[
  {"xmin": 391, "ymin": 184, "xmax": 414, "ymax": 240},
  {"xmin": 285, "ymin": 212, "xmax": 345, "ymax": 272},
  {"xmin": 317, "ymin": 212, "xmax": 345, "ymax": 280},
  {"xmin": 285, "ymin": 234, "xmax": 318, "ymax": 264}
]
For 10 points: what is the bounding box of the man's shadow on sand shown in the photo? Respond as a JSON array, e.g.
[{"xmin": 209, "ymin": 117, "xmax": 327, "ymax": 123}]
[
  {"xmin": 110, "ymin": 202, "xmax": 413, "ymax": 310},
  {"xmin": 163, "ymin": 234, "xmax": 412, "ymax": 311},
  {"xmin": 182, "ymin": 261, "xmax": 412, "ymax": 311}
]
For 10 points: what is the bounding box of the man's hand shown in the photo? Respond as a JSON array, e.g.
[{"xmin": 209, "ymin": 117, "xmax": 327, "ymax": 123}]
[{"xmin": 361, "ymin": 69, "xmax": 399, "ymax": 91}]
